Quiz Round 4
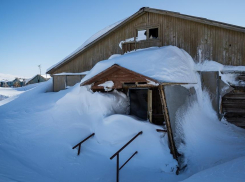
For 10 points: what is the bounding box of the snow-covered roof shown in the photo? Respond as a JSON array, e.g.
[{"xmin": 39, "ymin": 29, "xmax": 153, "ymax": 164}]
[
  {"xmin": 53, "ymin": 71, "xmax": 89, "ymax": 76},
  {"xmin": 81, "ymin": 46, "xmax": 198, "ymax": 84},
  {"xmin": 46, "ymin": 19, "xmax": 125, "ymax": 73}
]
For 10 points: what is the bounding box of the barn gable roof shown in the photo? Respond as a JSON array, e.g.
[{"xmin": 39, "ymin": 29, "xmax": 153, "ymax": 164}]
[{"xmin": 47, "ymin": 7, "xmax": 245, "ymax": 74}]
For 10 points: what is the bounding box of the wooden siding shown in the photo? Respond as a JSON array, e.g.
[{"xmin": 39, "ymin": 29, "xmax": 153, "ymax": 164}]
[
  {"xmin": 50, "ymin": 12, "xmax": 245, "ymax": 74},
  {"xmin": 53, "ymin": 75, "xmax": 85, "ymax": 92}
]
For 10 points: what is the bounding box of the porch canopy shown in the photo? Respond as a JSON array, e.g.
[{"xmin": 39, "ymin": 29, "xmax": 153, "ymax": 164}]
[{"xmin": 80, "ymin": 46, "xmax": 197, "ymax": 89}]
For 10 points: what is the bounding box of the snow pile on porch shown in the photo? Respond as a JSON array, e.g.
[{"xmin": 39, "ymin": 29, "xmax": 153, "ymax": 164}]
[{"xmin": 81, "ymin": 46, "xmax": 198, "ymax": 84}]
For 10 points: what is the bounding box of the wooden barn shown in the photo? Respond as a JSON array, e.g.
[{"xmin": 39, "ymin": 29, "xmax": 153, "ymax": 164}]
[
  {"xmin": 47, "ymin": 7, "xmax": 245, "ymax": 76},
  {"xmin": 47, "ymin": 8, "xmax": 245, "ymax": 134}
]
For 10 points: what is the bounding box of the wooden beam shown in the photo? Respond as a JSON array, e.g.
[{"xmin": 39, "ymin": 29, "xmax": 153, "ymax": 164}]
[{"xmin": 158, "ymin": 85, "xmax": 178, "ymax": 159}]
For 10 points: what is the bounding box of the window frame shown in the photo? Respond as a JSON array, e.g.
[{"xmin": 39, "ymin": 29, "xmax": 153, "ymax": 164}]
[{"xmin": 135, "ymin": 24, "xmax": 161, "ymax": 41}]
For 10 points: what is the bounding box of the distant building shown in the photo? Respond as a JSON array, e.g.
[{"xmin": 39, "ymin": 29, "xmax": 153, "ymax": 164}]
[
  {"xmin": 0, "ymin": 81, "xmax": 9, "ymax": 87},
  {"xmin": 25, "ymin": 74, "xmax": 48, "ymax": 85},
  {"xmin": 5, "ymin": 78, "xmax": 25, "ymax": 87}
]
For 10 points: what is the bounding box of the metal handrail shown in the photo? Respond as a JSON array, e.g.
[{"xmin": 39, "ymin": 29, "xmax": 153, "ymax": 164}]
[
  {"xmin": 110, "ymin": 131, "xmax": 142, "ymax": 160},
  {"xmin": 110, "ymin": 131, "xmax": 143, "ymax": 182},
  {"xmin": 72, "ymin": 133, "xmax": 95, "ymax": 155}
]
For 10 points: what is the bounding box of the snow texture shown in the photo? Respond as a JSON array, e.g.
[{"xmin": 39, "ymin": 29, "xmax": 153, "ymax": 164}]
[
  {"xmin": 98, "ymin": 81, "xmax": 114, "ymax": 91},
  {"xmin": 81, "ymin": 46, "xmax": 198, "ymax": 84}
]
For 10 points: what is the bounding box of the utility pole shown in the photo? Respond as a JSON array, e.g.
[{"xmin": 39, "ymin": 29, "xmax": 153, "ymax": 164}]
[{"xmin": 38, "ymin": 65, "xmax": 41, "ymax": 75}]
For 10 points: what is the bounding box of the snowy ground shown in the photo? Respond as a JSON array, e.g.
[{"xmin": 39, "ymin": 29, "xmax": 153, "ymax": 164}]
[
  {"xmin": 1, "ymin": 46, "xmax": 245, "ymax": 181},
  {"xmin": 0, "ymin": 81, "xmax": 187, "ymax": 182},
  {"xmin": 0, "ymin": 84, "xmax": 38, "ymax": 105},
  {"xmin": 0, "ymin": 79, "xmax": 245, "ymax": 182}
]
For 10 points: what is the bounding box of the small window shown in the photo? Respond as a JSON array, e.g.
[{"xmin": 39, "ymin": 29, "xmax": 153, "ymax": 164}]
[
  {"xmin": 136, "ymin": 29, "xmax": 147, "ymax": 41},
  {"xmin": 149, "ymin": 28, "xmax": 158, "ymax": 39}
]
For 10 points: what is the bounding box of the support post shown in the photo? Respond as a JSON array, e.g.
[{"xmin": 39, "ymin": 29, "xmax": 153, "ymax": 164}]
[
  {"xmin": 117, "ymin": 154, "xmax": 119, "ymax": 182},
  {"xmin": 77, "ymin": 144, "xmax": 81, "ymax": 155},
  {"xmin": 158, "ymin": 85, "xmax": 178, "ymax": 159}
]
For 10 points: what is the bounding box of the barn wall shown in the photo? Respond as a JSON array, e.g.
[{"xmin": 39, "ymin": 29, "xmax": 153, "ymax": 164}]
[
  {"xmin": 53, "ymin": 75, "xmax": 66, "ymax": 92},
  {"xmin": 67, "ymin": 75, "xmax": 84, "ymax": 86},
  {"xmin": 51, "ymin": 12, "xmax": 245, "ymax": 74},
  {"xmin": 53, "ymin": 75, "xmax": 85, "ymax": 92}
]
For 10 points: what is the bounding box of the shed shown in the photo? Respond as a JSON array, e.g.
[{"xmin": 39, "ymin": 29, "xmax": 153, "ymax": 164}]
[
  {"xmin": 53, "ymin": 72, "xmax": 88, "ymax": 92},
  {"xmin": 80, "ymin": 46, "xmax": 200, "ymax": 159},
  {"xmin": 81, "ymin": 63, "xmax": 198, "ymax": 160}
]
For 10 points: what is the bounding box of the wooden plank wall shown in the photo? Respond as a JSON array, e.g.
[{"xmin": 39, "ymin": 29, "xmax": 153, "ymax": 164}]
[{"xmin": 51, "ymin": 12, "xmax": 245, "ymax": 74}]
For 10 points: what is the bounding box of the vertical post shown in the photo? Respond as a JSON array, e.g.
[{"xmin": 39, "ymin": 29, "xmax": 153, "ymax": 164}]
[
  {"xmin": 117, "ymin": 154, "xmax": 119, "ymax": 182},
  {"xmin": 158, "ymin": 85, "xmax": 178, "ymax": 159},
  {"xmin": 148, "ymin": 89, "xmax": 153, "ymax": 123},
  {"xmin": 78, "ymin": 144, "xmax": 81, "ymax": 155}
]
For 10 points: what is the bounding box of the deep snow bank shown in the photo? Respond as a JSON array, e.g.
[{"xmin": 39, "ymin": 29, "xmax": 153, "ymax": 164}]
[{"xmin": 0, "ymin": 81, "xmax": 182, "ymax": 182}]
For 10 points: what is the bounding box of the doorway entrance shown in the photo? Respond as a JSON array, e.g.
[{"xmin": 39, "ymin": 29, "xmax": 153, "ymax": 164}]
[{"xmin": 129, "ymin": 88, "xmax": 165, "ymax": 125}]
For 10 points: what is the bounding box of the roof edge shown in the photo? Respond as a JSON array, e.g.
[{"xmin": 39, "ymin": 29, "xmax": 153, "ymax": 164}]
[
  {"xmin": 47, "ymin": 8, "xmax": 147, "ymax": 74},
  {"xmin": 80, "ymin": 64, "xmax": 160, "ymax": 86}
]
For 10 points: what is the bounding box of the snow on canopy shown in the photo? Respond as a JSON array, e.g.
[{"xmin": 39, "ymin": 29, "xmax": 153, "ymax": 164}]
[
  {"xmin": 81, "ymin": 46, "xmax": 198, "ymax": 84},
  {"xmin": 46, "ymin": 19, "xmax": 125, "ymax": 73}
]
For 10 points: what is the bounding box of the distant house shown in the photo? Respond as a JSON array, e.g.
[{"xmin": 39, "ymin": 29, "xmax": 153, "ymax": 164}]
[
  {"xmin": 25, "ymin": 74, "xmax": 48, "ymax": 85},
  {"xmin": 6, "ymin": 78, "xmax": 25, "ymax": 87},
  {"xmin": 0, "ymin": 81, "xmax": 9, "ymax": 87}
]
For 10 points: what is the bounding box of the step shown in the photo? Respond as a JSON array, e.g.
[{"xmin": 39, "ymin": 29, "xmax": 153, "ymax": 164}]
[
  {"xmin": 223, "ymin": 108, "xmax": 245, "ymax": 113},
  {"xmin": 223, "ymin": 93, "xmax": 245, "ymax": 100},
  {"xmin": 222, "ymin": 103, "xmax": 245, "ymax": 109},
  {"xmin": 224, "ymin": 113, "xmax": 245, "ymax": 118},
  {"xmin": 222, "ymin": 99, "xmax": 245, "ymax": 104}
]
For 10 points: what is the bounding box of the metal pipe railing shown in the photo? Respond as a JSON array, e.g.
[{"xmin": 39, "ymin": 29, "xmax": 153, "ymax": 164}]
[
  {"xmin": 72, "ymin": 133, "xmax": 95, "ymax": 155},
  {"xmin": 110, "ymin": 131, "xmax": 143, "ymax": 182}
]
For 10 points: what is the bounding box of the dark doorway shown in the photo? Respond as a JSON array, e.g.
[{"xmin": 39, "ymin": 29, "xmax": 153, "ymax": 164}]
[
  {"xmin": 129, "ymin": 89, "xmax": 148, "ymax": 120},
  {"xmin": 151, "ymin": 88, "xmax": 165, "ymax": 125}
]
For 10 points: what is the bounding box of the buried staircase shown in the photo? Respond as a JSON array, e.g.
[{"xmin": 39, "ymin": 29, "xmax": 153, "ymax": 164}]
[{"xmin": 222, "ymin": 73, "xmax": 245, "ymax": 128}]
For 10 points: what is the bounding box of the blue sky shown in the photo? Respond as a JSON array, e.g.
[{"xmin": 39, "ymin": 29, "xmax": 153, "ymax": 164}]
[{"xmin": 0, "ymin": 0, "xmax": 245, "ymax": 78}]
